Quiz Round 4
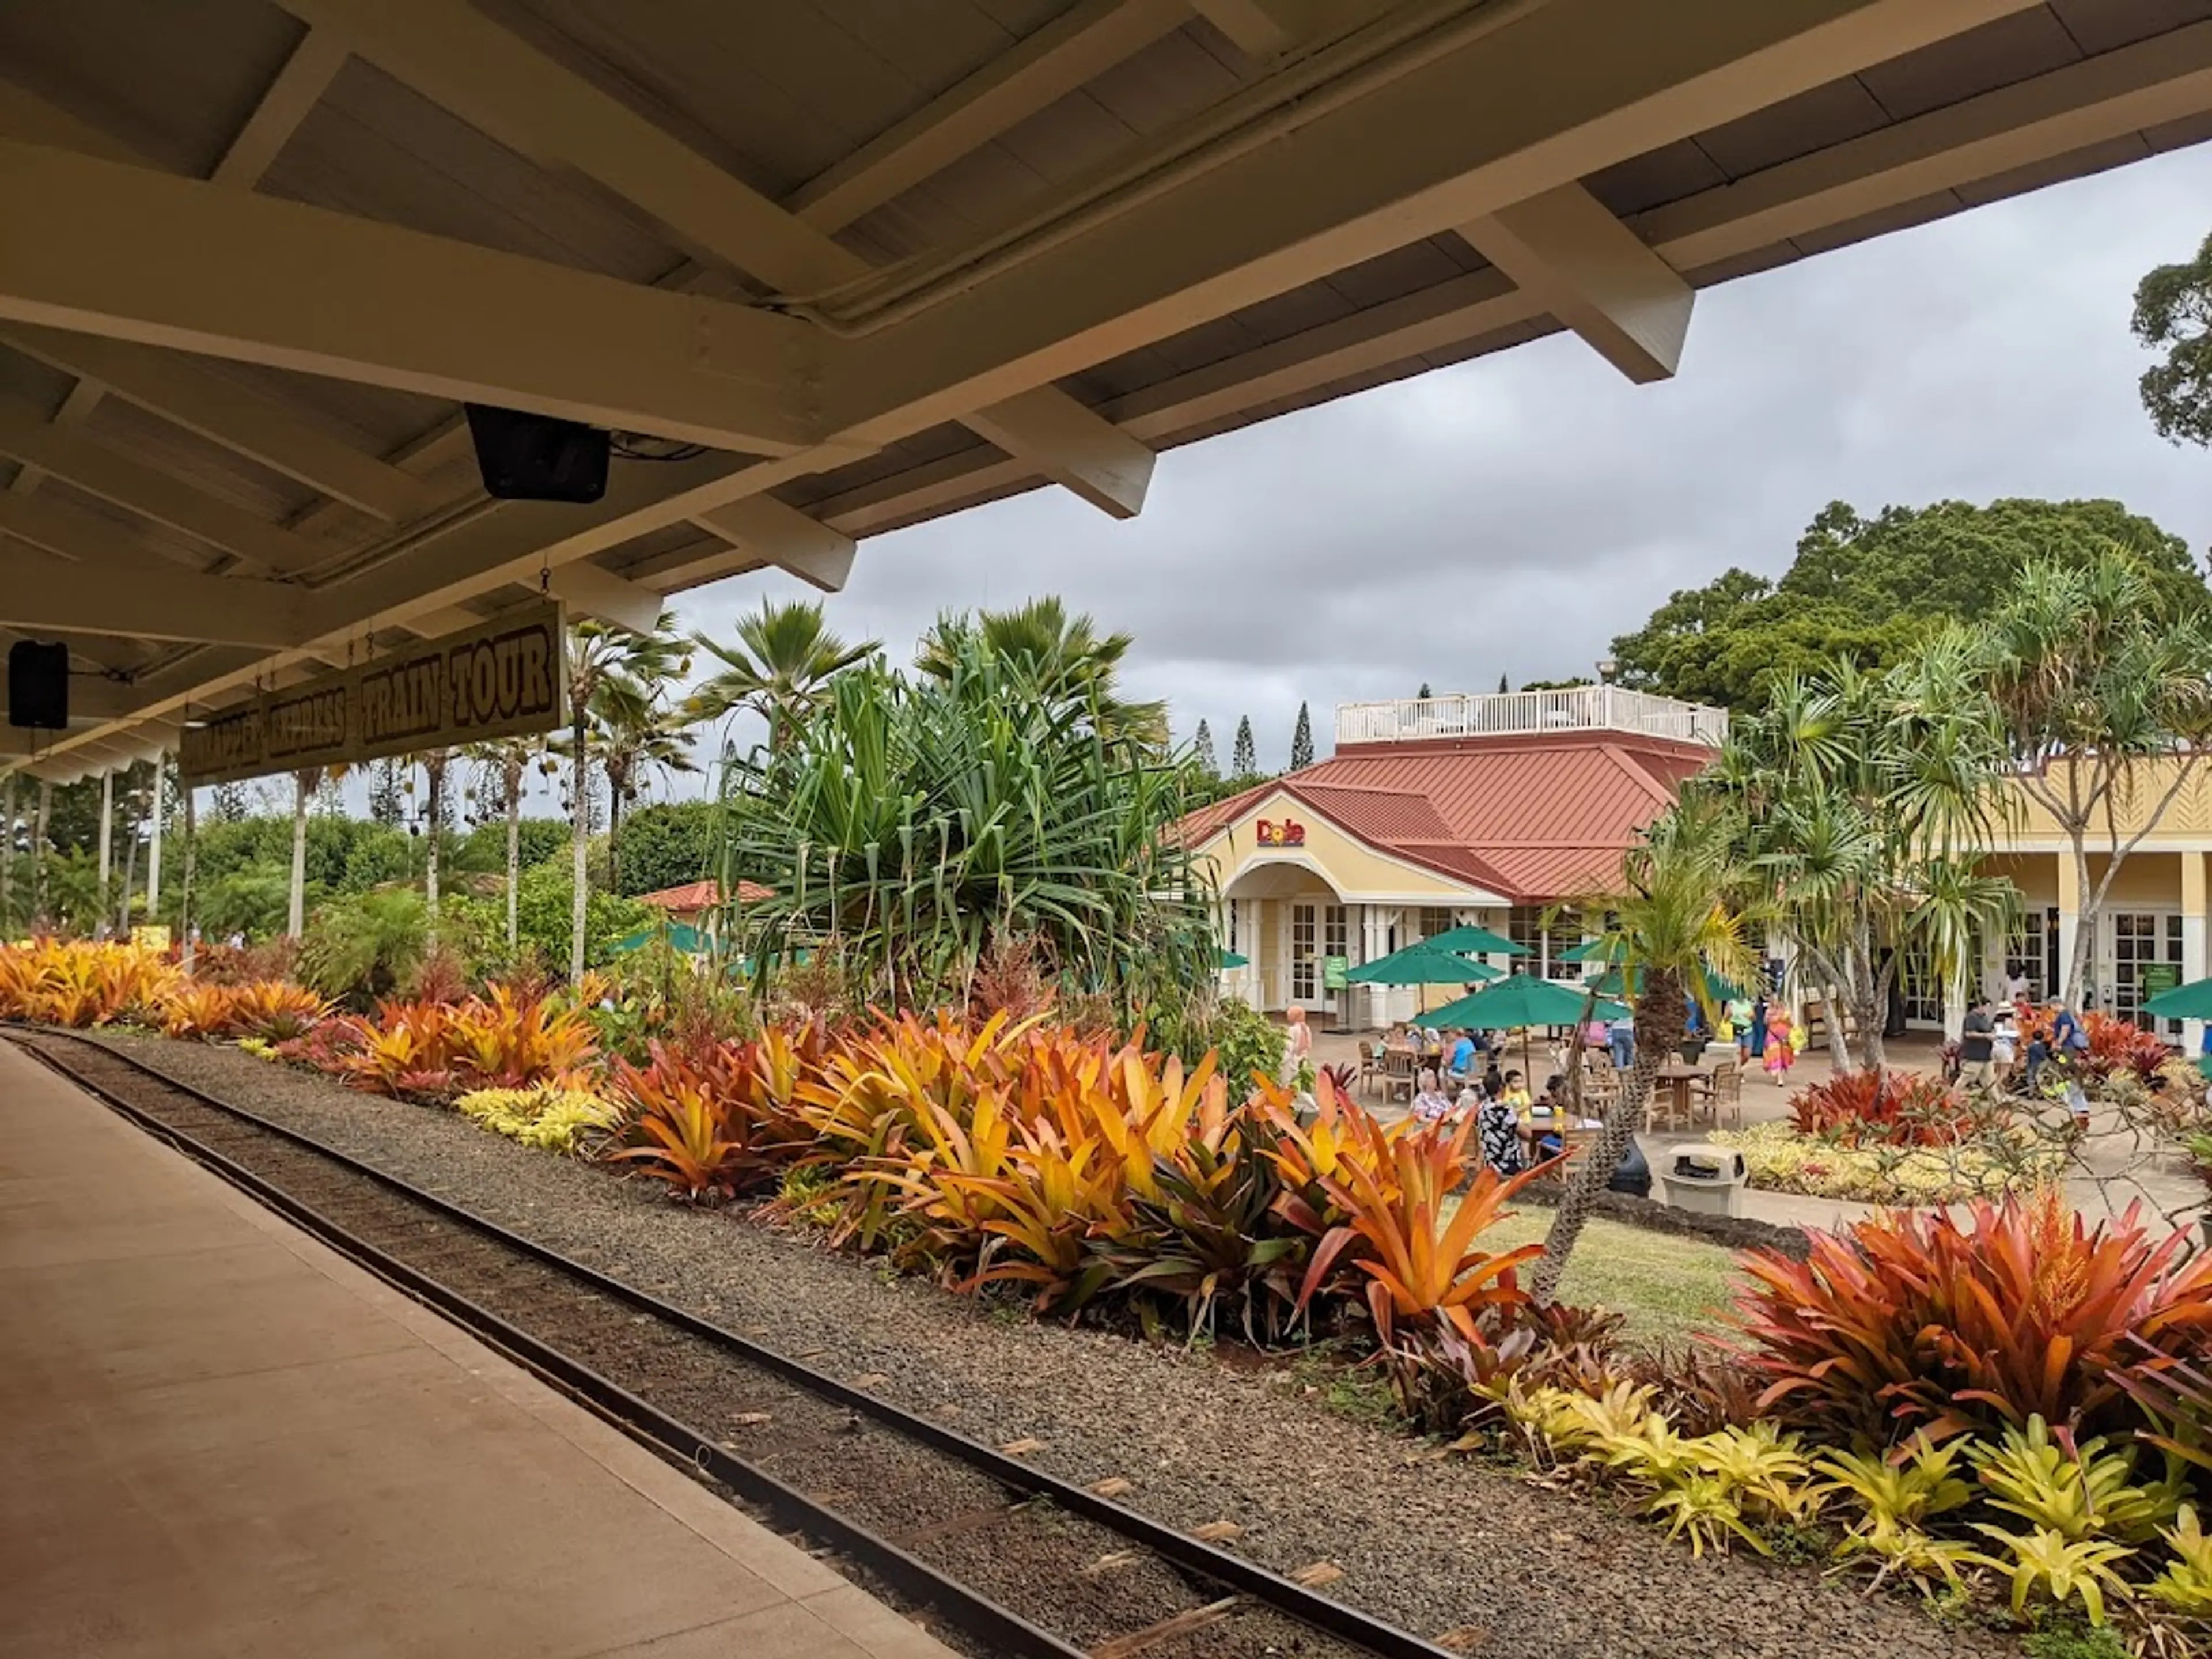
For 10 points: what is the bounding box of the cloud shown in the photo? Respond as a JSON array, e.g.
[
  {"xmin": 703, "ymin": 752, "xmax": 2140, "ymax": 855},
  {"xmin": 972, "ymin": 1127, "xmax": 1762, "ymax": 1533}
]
[{"xmin": 671, "ymin": 147, "xmax": 2212, "ymax": 779}]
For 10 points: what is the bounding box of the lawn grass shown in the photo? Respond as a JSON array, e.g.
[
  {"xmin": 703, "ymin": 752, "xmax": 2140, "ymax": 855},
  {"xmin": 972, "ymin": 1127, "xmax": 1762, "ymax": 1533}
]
[{"xmin": 1484, "ymin": 1206, "xmax": 1744, "ymax": 1346}]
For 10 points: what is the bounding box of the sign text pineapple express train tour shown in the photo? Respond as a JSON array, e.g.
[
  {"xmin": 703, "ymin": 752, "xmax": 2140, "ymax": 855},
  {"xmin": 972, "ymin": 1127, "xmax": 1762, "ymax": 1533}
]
[{"xmin": 179, "ymin": 601, "xmax": 565, "ymax": 787}]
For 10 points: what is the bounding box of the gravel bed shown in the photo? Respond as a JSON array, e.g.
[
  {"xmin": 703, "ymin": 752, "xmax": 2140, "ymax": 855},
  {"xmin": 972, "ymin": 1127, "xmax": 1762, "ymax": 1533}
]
[{"xmin": 92, "ymin": 1033, "xmax": 2010, "ymax": 1659}]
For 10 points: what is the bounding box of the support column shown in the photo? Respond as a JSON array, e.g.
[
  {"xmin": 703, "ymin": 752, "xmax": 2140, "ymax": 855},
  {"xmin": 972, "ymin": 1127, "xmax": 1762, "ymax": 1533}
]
[
  {"xmin": 146, "ymin": 751, "xmax": 165, "ymax": 917},
  {"xmin": 1941, "ymin": 970, "xmax": 1967, "ymax": 1041},
  {"xmin": 1361, "ymin": 906, "xmax": 1388, "ymax": 1029},
  {"xmin": 95, "ymin": 769, "xmax": 113, "ymax": 931},
  {"xmin": 2057, "ymin": 854, "xmax": 2083, "ymax": 1007},
  {"xmin": 2184, "ymin": 851, "xmax": 2207, "ymax": 1052}
]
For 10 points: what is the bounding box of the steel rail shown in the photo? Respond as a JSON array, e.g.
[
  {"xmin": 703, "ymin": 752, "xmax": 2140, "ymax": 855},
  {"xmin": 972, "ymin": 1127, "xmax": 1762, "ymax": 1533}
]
[{"xmin": 11, "ymin": 1028, "xmax": 1462, "ymax": 1659}]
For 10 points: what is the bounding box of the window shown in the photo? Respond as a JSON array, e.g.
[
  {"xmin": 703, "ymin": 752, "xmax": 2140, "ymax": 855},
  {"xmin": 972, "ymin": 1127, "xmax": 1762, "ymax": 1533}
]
[
  {"xmin": 1897, "ymin": 945, "xmax": 1941, "ymax": 1026},
  {"xmin": 1418, "ymin": 907, "xmax": 1452, "ymax": 942},
  {"xmin": 2111, "ymin": 912, "xmax": 2184, "ymax": 1034},
  {"xmin": 1324, "ymin": 904, "xmax": 1348, "ymax": 964},
  {"xmin": 2003, "ymin": 917, "xmax": 2048, "ymax": 1005},
  {"xmin": 1291, "ymin": 903, "xmax": 1316, "ymax": 1002},
  {"xmin": 1509, "ymin": 905, "xmax": 1582, "ymax": 978}
]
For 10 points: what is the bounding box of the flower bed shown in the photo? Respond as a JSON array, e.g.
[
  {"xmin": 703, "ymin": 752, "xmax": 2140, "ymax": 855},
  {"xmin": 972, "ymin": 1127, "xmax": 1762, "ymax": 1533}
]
[{"xmin": 1714, "ymin": 1120, "xmax": 2055, "ymax": 1205}]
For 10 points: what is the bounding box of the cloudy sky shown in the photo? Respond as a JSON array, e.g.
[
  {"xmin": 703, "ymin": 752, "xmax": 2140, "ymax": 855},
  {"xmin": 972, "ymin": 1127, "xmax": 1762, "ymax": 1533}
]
[{"xmin": 657, "ymin": 143, "xmax": 2212, "ymax": 789}]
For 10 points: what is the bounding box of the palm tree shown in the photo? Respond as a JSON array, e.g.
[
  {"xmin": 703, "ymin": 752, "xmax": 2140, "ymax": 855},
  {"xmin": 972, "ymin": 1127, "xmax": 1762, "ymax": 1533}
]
[
  {"xmin": 465, "ymin": 738, "xmax": 535, "ymax": 950},
  {"xmin": 685, "ymin": 599, "xmax": 876, "ymax": 750},
  {"xmin": 419, "ymin": 748, "xmax": 452, "ymax": 915},
  {"xmin": 917, "ymin": 596, "xmax": 1166, "ymax": 750},
  {"xmin": 286, "ymin": 766, "xmax": 325, "ymax": 938},
  {"xmin": 565, "ymin": 613, "xmax": 684, "ymax": 978},
  {"xmin": 1533, "ymin": 800, "xmax": 1763, "ymax": 1302},
  {"xmin": 586, "ymin": 670, "xmax": 698, "ymax": 892}
]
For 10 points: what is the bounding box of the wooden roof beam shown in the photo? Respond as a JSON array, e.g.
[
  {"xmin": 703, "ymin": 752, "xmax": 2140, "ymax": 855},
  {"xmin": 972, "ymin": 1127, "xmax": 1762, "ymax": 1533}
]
[
  {"xmin": 0, "ymin": 138, "xmax": 830, "ymax": 457},
  {"xmin": 787, "ymin": 0, "xmax": 1192, "ymax": 232},
  {"xmin": 274, "ymin": 0, "xmax": 1156, "ymax": 521},
  {"xmin": 1457, "ymin": 183, "xmax": 1693, "ymax": 384}
]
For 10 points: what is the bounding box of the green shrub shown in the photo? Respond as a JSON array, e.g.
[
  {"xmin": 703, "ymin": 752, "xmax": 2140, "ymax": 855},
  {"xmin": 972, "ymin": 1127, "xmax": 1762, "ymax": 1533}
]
[
  {"xmin": 612, "ymin": 801, "xmax": 717, "ymax": 897},
  {"xmin": 298, "ymin": 889, "xmax": 431, "ymax": 1005}
]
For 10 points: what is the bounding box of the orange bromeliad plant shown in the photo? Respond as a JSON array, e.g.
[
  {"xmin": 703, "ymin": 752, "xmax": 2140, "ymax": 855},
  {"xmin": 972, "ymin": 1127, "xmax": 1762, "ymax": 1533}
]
[
  {"xmin": 0, "ymin": 940, "xmax": 178, "ymax": 1027},
  {"xmin": 1296, "ymin": 1116, "xmax": 1550, "ymax": 1347}
]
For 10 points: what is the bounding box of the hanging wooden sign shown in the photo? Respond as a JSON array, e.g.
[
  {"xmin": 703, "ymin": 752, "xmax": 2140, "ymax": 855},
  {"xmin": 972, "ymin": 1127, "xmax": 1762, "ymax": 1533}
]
[{"xmin": 179, "ymin": 600, "xmax": 566, "ymax": 787}]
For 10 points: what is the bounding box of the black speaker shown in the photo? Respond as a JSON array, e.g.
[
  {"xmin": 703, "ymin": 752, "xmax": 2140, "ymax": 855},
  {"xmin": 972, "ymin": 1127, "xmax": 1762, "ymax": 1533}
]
[
  {"xmin": 464, "ymin": 404, "xmax": 611, "ymax": 503},
  {"xmin": 7, "ymin": 640, "xmax": 67, "ymax": 731}
]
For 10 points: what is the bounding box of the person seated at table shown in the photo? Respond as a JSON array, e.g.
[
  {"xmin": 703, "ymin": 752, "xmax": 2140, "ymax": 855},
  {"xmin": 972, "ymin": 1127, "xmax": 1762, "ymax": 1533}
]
[
  {"xmin": 1474, "ymin": 1085, "xmax": 1523, "ymax": 1175},
  {"xmin": 1383, "ymin": 1022, "xmax": 1413, "ymax": 1051},
  {"xmin": 1524, "ymin": 1073, "xmax": 1568, "ymax": 1159},
  {"xmin": 1482, "ymin": 1060, "xmax": 1505, "ymax": 1100},
  {"xmin": 1446, "ymin": 1027, "xmax": 1477, "ymax": 1082},
  {"xmin": 1498, "ymin": 1069, "xmax": 1532, "ymax": 1114},
  {"xmin": 1410, "ymin": 1067, "xmax": 1455, "ymax": 1124}
]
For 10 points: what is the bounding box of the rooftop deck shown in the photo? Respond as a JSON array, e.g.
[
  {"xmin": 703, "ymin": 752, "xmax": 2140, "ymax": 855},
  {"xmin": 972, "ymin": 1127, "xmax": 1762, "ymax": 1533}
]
[{"xmin": 1333, "ymin": 687, "xmax": 1729, "ymax": 751}]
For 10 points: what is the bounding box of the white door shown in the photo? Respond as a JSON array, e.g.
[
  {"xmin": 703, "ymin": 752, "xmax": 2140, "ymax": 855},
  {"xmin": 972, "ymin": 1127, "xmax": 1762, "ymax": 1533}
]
[
  {"xmin": 2105, "ymin": 911, "xmax": 2183, "ymax": 1034},
  {"xmin": 1289, "ymin": 902, "xmax": 1318, "ymax": 1008}
]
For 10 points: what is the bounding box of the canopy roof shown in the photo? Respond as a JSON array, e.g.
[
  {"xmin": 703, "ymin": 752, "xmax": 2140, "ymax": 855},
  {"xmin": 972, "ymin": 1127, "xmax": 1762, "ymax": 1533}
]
[{"xmin": 5, "ymin": 1, "xmax": 2210, "ymax": 778}]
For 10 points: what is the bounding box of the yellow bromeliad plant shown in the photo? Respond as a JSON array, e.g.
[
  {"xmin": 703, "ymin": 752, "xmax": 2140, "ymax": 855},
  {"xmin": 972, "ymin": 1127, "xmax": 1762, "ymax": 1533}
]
[
  {"xmin": 0, "ymin": 939, "xmax": 178, "ymax": 1027},
  {"xmin": 457, "ymin": 1087, "xmax": 617, "ymax": 1154}
]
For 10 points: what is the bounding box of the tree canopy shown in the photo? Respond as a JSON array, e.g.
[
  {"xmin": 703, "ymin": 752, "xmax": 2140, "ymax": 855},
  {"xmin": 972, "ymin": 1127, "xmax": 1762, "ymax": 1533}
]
[
  {"xmin": 2134, "ymin": 228, "xmax": 2212, "ymax": 448},
  {"xmin": 1611, "ymin": 498, "xmax": 2206, "ymax": 709}
]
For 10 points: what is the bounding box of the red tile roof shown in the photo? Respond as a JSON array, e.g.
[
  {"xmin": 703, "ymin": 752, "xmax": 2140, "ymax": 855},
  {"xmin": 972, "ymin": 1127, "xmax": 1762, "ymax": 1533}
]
[
  {"xmin": 1180, "ymin": 731, "xmax": 1711, "ymax": 903},
  {"xmin": 637, "ymin": 878, "xmax": 771, "ymax": 910}
]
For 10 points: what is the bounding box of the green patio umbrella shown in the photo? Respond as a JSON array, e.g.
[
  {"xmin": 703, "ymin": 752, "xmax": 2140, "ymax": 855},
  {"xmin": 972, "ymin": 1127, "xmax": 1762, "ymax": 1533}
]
[
  {"xmin": 1426, "ymin": 976, "xmax": 1630, "ymax": 1031},
  {"xmin": 1342, "ymin": 944, "xmax": 1504, "ymax": 986},
  {"xmin": 1591, "ymin": 964, "xmax": 1747, "ymax": 1003},
  {"xmin": 1420, "ymin": 924, "xmax": 1527, "ymax": 957},
  {"xmin": 611, "ymin": 921, "xmax": 707, "ymax": 955},
  {"xmin": 1218, "ymin": 949, "xmax": 1251, "ymax": 969},
  {"xmin": 2145, "ymin": 976, "xmax": 2212, "ymax": 1022},
  {"xmin": 1424, "ymin": 974, "xmax": 1630, "ymax": 1078}
]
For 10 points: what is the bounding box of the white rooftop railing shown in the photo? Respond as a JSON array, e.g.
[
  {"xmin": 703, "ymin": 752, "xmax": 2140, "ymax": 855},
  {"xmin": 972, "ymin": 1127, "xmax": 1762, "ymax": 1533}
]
[{"xmin": 1333, "ymin": 685, "xmax": 1729, "ymax": 749}]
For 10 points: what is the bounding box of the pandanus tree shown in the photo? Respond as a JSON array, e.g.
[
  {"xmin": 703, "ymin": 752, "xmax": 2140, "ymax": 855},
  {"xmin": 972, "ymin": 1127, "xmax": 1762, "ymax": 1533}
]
[
  {"xmin": 714, "ymin": 634, "xmax": 1211, "ymax": 1022},
  {"xmin": 916, "ymin": 596, "xmax": 1168, "ymax": 752},
  {"xmin": 1707, "ymin": 644, "xmax": 2012, "ymax": 1071},
  {"xmin": 685, "ymin": 599, "xmax": 876, "ymax": 751},
  {"xmin": 1533, "ymin": 799, "xmax": 1763, "ymax": 1302},
  {"xmin": 1968, "ymin": 548, "xmax": 2212, "ymax": 1003},
  {"xmin": 564, "ymin": 613, "xmax": 684, "ymax": 979},
  {"xmin": 588, "ymin": 669, "xmax": 698, "ymax": 892}
]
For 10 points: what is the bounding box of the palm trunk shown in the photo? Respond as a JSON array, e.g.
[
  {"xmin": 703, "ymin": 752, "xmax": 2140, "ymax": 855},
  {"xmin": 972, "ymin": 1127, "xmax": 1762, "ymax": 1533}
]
[
  {"xmin": 180, "ymin": 783, "xmax": 198, "ymax": 971},
  {"xmin": 605, "ymin": 763, "xmax": 625, "ymax": 894},
  {"xmin": 425, "ymin": 754, "xmax": 444, "ymax": 915},
  {"xmin": 96, "ymin": 769, "xmax": 113, "ymax": 930},
  {"xmin": 287, "ymin": 770, "xmax": 310, "ymax": 938},
  {"xmin": 570, "ymin": 701, "xmax": 589, "ymax": 981},
  {"xmin": 0, "ymin": 769, "xmax": 15, "ymax": 926},
  {"xmin": 505, "ymin": 753, "xmax": 522, "ymax": 950},
  {"xmin": 33, "ymin": 779, "xmax": 51, "ymax": 925},
  {"xmin": 117, "ymin": 775, "xmax": 140, "ymax": 934},
  {"xmin": 1535, "ymin": 974, "xmax": 1685, "ymax": 1303}
]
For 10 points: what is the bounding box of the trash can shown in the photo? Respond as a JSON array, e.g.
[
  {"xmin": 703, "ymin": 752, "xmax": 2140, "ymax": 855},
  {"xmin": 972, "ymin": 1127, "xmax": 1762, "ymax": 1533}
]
[{"xmin": 1660, "ymin": 1143, "xmax": 1748, "ymax": 1218}]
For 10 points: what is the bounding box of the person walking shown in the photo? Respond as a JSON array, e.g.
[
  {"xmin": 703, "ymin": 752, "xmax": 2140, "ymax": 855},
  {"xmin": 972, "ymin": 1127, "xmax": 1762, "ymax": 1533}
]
[
  {"xmin": 1763, "ymin": 1003, "xmax": 1797, "ymax": 1086},
  {"xmin": 1606, "ymin": 1010, "xmax": 1635, "ymax": 1072},
  {"xmin": 1282, "ymin": 1005, "xmax": 1313, "ymax": 1087},
  {"xmin": 1959, "ymin": 999, "xmax": 1995, "ymax": 1090}
]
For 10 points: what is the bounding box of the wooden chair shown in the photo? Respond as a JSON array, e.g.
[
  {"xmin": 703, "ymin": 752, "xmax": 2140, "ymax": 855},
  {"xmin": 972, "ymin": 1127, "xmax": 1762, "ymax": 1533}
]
[
  {"xmin": 1690, "ymin": 1060, "xmax": 1740, "ymax": 1128},
  {"xmin": 1382, "ymin": 1048, "xmax": 1416, "ymax": 1104},
  {"xmin": 1355, "ymin": 1040, "xmax": 1381, "ymax": 1099}
]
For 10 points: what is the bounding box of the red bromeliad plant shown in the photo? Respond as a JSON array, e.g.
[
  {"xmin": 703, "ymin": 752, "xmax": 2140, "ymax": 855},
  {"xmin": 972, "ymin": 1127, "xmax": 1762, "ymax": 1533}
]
[
  {"xmin": 601, "ymin": 1037, "xmax": 815, "ymax": 1200},
  {"xmin": 1732, "ymin": 1185, "xmax": 2212, "ymax": 1446},
  {"xmin": 1294, "ymin": 1115, "xmax": 1549, "ymax": 1347},
  {"xmin": 2017, "ymin": 1007, "xmax": 2171, "ymax": 1084},
  {"xmin": 1787, "ymin": 1069, "xmax": 1974, "ymax": 1148}
]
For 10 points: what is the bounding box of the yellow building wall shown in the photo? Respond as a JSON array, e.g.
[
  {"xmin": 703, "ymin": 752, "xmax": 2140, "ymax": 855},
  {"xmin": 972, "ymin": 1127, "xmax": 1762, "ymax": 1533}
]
[
  {"xmin": 1997, "ymin": 760, "xmax": 2212, "ymax": 846},
  {"xmin": 1193, "ymin": 791, "xmax": 1487, "ymax": 903}
]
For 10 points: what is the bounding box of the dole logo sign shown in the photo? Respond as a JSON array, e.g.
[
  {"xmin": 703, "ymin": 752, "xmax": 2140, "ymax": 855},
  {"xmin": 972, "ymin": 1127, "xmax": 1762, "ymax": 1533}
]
[{"xmin": 1255, "ymin": 818, "xmax": 1306, "ymax": 847}]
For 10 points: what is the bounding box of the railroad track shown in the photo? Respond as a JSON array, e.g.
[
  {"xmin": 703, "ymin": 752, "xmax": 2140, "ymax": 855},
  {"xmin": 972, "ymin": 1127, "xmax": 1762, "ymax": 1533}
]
[{"xmin": 12, "ymin": 1028, "xmax": 1463, "ymax": 1659}]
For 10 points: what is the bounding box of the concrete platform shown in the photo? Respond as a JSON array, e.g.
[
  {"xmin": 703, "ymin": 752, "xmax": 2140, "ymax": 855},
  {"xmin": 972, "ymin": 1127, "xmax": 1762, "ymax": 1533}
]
[{"xmin": 0, "ymin": 1041, "xmax": 958, "ymax": 1659}]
